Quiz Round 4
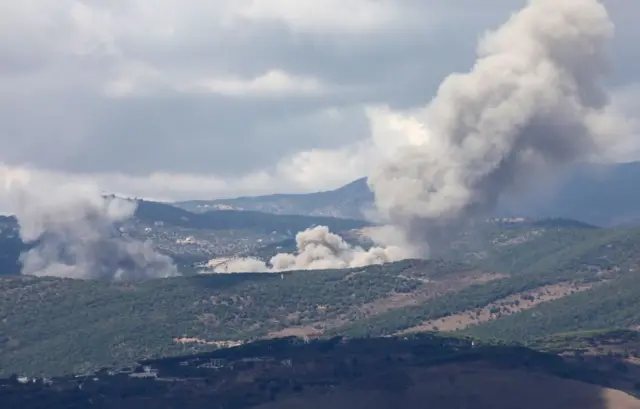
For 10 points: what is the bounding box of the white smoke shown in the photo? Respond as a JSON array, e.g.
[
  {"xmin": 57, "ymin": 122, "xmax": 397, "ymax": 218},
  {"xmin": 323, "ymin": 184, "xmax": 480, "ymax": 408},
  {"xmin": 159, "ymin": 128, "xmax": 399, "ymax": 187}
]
[
  {"xmin": 207, "ymin": 225, "xmax": 407, "ymax": 273},
  {"xmin": 4, "ymin": 173, "xmax": 179, "ymax": 280},
  {"xmin": 367, "ymin": 0, "xmax": 627, "ymax": 254},
  {"xmin": 4, "ymin": 0, "xmax": 623, "ymax": 277},
  {"xmin": 208, "ymin": 0, "xmax": 627, "ymax": 272}
]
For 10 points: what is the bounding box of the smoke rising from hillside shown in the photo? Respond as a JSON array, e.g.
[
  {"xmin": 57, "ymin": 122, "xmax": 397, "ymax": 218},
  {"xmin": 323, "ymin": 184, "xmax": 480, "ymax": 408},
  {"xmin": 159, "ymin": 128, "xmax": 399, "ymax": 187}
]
[
  {"xmin": 209, "ymin": 225, "xmax": 407, "ymax": 273},
  {"xmin": 8, "ymin": 179, "xmax": 179, "ymax": 280},
  {"xmin": 4, "ymin": 0, "xmax": 625, "ymax": 277},
  {"xmin": 367, "ymin": 0, "xmax": 626, "ymax": 254},
  {"xmin": 208, "ymin": 0, "xmax": 626, "ymax": 273}
]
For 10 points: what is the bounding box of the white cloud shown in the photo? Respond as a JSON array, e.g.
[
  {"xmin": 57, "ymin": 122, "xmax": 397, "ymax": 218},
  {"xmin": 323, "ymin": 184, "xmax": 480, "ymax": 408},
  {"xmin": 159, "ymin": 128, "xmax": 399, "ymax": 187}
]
[
  {"xmin": 103, "ymin": 61, "xmax": 166, "ymax": 97},
  {"xmin": 193, "ymin": 70, "xmax": 327, "ymax": 97},
  {"xmin": 104, "ymin": 65, "xmax": 328, "ymax": 98},
  {"xmin": 0, "ymin": 0, "xmax": 637, "ymax": 207},
  {"xmin": 233, "ymin": 0, "xmax": 413, "ymax": 33},
  {"xmin": 598, "ymin": 82, "xmax": 640, "ymax": 163},
  {"xmin": 0, "ymin": 102, "xmax": 427, "ymax": 209}
]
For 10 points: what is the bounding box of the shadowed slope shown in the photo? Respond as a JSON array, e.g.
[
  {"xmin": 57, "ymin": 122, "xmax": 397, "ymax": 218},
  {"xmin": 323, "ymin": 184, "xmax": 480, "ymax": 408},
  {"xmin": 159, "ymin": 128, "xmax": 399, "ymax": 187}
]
[{"xmin": 256, "ymin": 363, "xmax": 640, "ymax": 409}]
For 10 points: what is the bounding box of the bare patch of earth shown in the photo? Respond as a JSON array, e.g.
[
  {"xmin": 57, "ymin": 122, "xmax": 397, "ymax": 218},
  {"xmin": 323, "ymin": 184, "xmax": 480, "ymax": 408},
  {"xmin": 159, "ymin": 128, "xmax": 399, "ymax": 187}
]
[
  {"xmin": 173, "ymin": 337, "xmax": 244, "ymax": 348},
  {"xmin": 360, "ymin": 271, "xmax": 505, "ymax": 317},
  {"xmin": 398, "ymin": 281, "xmax": 602, "ymax": 335},
  {"xmin": 266, "ymin": 271, "xmax": 506, "ymax": 339}
]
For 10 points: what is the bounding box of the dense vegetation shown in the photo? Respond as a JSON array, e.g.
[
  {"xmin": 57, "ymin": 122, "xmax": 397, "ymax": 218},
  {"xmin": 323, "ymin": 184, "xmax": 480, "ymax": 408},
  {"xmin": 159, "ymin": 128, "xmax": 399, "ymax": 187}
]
[
  {"xmin": 3, "ymin": 333, "xmax": 638, "ymax": 409},
  {"xmin": 465, "ymin": 273, "xmax": 640, "ymax": 342},
  {"xmin": 326, "ymin": 224, "xmax": 640, "ymax": 338},
  {"xmin": 527, "ymin": 329, "xmax": 640, "ymax": 355},
  {"xmin": 2, "ymin": 220, "xmax": 640, "ymax": 379},
  {"xmin": 0, "ymin": 260, "xmax": 468, "ymax": 376},
  {"xmin": 474, "ymin": 225, "xmax": 640, "ymax": 275}
]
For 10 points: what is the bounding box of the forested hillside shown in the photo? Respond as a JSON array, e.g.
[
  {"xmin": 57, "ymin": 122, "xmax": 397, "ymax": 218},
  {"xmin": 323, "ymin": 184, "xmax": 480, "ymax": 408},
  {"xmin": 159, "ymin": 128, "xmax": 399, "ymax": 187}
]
[{"xmin": 3, "ymin": 222, "xmax": 640, "ymax": 377}]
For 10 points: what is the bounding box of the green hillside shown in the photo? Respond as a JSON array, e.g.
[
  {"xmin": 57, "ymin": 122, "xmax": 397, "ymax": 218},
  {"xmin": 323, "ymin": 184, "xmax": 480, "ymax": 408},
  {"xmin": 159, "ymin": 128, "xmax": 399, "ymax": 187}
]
[
  {"xmin": 327, "ymin": 225, "xmax": 640, "ymax": 338},
  {"xmin": 0, "ymin": 260, "xmax": 468, "ymax": 376},
  {"xmin": 465, "ymin": 272, "xmax": 640, "ymax": 342},
  {"xmin": 2, "ymin": 222, "xmax": 640, "ymax": 378}
]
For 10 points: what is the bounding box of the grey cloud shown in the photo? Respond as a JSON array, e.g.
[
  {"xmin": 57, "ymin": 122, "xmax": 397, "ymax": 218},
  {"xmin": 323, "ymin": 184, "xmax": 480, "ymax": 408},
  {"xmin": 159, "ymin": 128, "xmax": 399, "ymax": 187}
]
[
  {"xmin": 0, "ymin": 0, "xmax": 637, "ymax": 199},
  {"xmin": 11, "ymin": 181, "xmax": 178, "ymax": 280},
  {"xmin": 208, "ymin": 225, "xmax": 407, "ymax": 273},
  {"xmin": 0, "ymin": 87, "xmax": 371, "ymax": 176},
  {"xmin": 368, "ymin": 0, "xmax": 626, "ymax": 255}
]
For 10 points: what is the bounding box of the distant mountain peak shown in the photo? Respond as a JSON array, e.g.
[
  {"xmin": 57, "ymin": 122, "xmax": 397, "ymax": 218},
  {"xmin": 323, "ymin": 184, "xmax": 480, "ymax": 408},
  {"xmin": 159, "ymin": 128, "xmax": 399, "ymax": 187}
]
[{"xmin": 174, "ymin": 162, "xmax": 640, "ymax": 227}]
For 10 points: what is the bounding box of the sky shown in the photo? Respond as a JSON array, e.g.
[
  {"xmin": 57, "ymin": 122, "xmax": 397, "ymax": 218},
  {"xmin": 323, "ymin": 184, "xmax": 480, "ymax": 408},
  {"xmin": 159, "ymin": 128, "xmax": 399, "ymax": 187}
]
[{"xmin": 0, "ymin": 0, "xmax": 638, "ymax": 203}]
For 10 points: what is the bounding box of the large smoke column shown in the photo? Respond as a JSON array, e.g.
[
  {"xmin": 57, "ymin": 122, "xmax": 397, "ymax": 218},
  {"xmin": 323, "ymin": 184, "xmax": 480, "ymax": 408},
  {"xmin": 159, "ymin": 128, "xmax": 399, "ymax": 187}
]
[
  {"xmin": 8, "ymin": 179, "xmax": 179, "ymax": 280},
  {"xmin": 208, "ymin": 0, "xmax": 626, "ymax": 273},
  {"xmin": 368, "ymin": 0, "xmax": 626, "ymax": 254},
  {"xmin": 209, "ymin": 225, "xmax": 407, "ymax": 273}
]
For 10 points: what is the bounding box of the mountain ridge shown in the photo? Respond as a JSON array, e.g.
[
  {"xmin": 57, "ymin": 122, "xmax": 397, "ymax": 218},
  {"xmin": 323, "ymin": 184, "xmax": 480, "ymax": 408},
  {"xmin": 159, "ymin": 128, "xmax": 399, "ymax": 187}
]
[
  {"xmin": 175, "ymin": 178, "xmax": 373, "ymax": 220},
  {"xmin": 174, "ymin": 161, "xmax": 640, "ymax": 227}
]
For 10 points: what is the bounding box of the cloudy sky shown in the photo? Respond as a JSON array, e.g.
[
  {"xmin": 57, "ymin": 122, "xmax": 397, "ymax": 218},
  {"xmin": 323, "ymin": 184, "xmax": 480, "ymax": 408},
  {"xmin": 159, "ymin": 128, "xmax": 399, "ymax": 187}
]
[{"xmin": 0, "ymin": 0, "xmax": 638, "ymax": 202}]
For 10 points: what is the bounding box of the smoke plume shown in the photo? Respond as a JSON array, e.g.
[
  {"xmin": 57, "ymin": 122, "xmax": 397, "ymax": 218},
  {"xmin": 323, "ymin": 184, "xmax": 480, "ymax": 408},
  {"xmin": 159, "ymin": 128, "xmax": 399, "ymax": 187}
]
[
  {"xmin": 207, "ymin": 0, "xmax": 626, "ymax": 272},
  {"xmin": 209, "ymin": 225, "xmax": 407, "ymax": 273},
  {"xmin": 367, "ymin": 0, "xmax": 626, "ymax": 254},
  {"xmin": 8, "ymin": 178, "xmax": 179, "ymax": 280},
  {"xmin": 4, "ymin": 0, "xmax": 624, "ymax": 277}
]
